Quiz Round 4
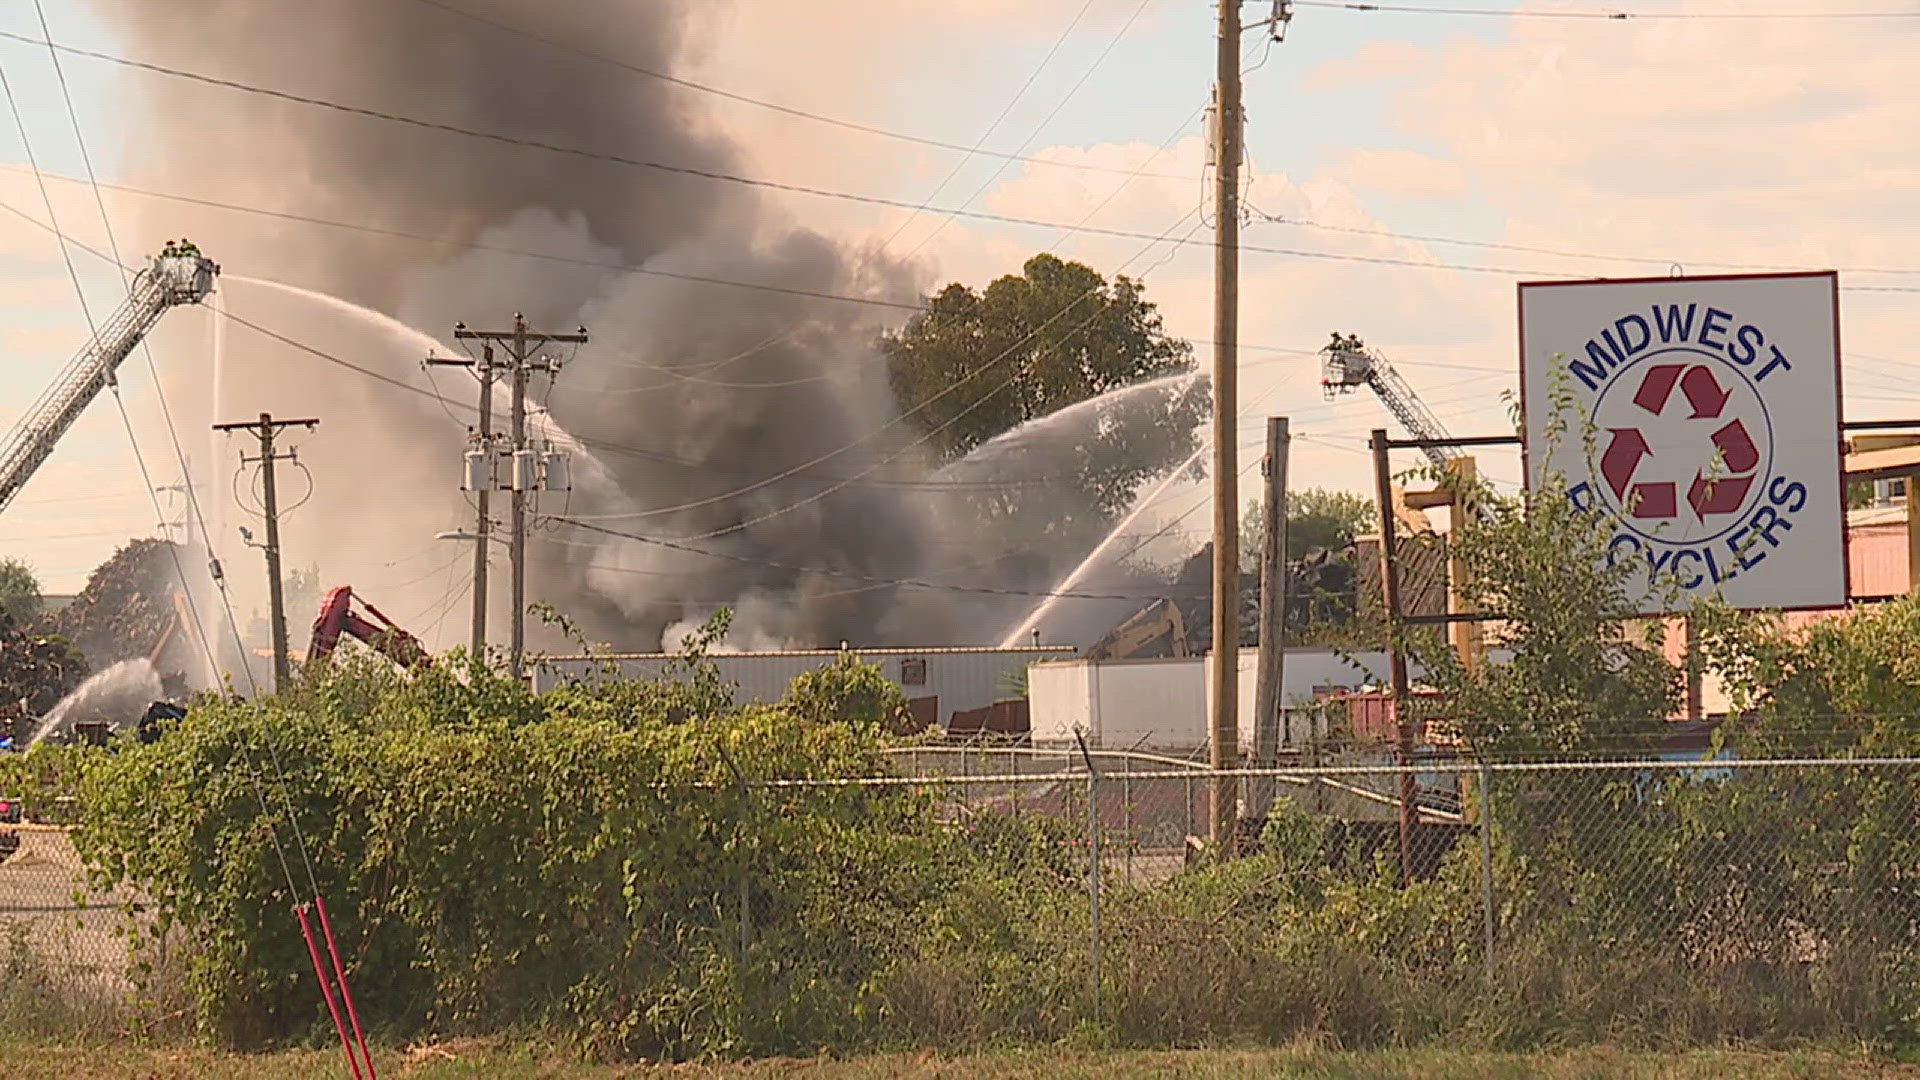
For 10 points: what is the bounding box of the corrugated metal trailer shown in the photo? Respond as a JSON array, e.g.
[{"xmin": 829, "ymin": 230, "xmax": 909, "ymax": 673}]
[
  {"xmin": 1028, "ymin": 649, "xmax": 1422, "ymax": 751},
  {"xmin": 534, "ymin": 646, "xmax": 1073, "ymax": 730}
]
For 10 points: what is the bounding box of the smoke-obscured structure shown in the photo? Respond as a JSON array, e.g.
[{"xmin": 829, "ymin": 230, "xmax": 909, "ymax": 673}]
[{"xmin": 88, "ymin": 0, "xmax": 1201, "ymax": 654}]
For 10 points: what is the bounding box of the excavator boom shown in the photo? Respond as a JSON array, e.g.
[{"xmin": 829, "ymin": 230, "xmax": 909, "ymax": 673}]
[
  {"xmin": 310, "ymin": 586, "xmax": 431, "ymax": 669},
  {"xmin": 0, "ymin": 245, "xmax": 217, "ymax": 514}
]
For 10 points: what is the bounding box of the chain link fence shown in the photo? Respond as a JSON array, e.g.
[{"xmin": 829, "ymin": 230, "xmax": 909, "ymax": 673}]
[
  {"xmin": 8, "ymin": 750, "xmax": 1920, "ymax": 1044},
  {"xmin": 0, "ymin": 823, "xmax": 145, "ymax": 1015},
  {"xmin": 867, "ymin": 748, "xmax": 1920, "ymax": 1033}
]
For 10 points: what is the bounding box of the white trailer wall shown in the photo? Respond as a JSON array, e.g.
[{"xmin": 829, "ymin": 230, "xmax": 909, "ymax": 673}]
[
  {"xmin": 1031, "ymin": 649, "xmax": 1422, "ymax": 751},
  {"xmin": 534, "ymin": 647, "xmax": 1072, "ymax": 726}
]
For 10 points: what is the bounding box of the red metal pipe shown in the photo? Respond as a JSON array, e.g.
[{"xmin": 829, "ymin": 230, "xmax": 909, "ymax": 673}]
[
  {"xmin": 295, "ymin": 903, "xmax": 363, "ymax": 1080},
  {"xmin": 314, "ymin": 895, "xmax": 377, "ymax": 1080}
]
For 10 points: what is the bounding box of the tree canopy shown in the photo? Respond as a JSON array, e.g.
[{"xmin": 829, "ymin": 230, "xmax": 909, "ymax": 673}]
[
  {"xmin": 1241, "ymin": 489, "xmax": 1375, "ymax": 572},
  {"xmin": 0, "ymin": 557, "xmax": 43, "ymax": 623},
  {"xmin": 882, "ymin": 253, "xmax": 1197, "ymax": 463}
]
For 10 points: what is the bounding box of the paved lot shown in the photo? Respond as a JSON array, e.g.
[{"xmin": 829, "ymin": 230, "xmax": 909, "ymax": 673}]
[{"xmin": 0, "ymin": 828, "xmax": 138, "ymax": 991}]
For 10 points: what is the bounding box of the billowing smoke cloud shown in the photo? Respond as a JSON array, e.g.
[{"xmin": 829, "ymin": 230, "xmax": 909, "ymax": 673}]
[
  {"xmin": 87, "ymin": 0, "xmax": 1195, "ymax": 655},
  {"xmin": 85, "ymin": 0, "xmax": 971, "ymax": 651}
]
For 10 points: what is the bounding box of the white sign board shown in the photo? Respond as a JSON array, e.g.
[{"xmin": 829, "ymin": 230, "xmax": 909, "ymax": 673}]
[{"xmin": 1520, "ymin": 273, "xmax": 1844, "ymax": 613}]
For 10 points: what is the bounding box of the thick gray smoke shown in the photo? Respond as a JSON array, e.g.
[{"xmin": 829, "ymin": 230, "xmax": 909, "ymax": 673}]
[
  {"xmin": 88, "ymin": 0, "xmax": 995, "ymax": 650},
  {"xmin": 88, "ymin": 0, "xmax": 1198, "ymax": 654}
]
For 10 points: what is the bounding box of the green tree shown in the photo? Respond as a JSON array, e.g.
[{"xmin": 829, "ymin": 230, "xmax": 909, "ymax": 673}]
[
  {"xmin": 882, "ymin": 254, "xmax": 1205, "ymax": 543},
  {"xmin": 884, "ymin": 254, "xmax": 1196, "ymax": 461},
  {"xmin": 1419, "ymin": 470, "xmax": 1677, "ymax": 758},
  {"xmin": 784, "ymin": 650, "xmax": 911, "ymax": 732},
  {"xmin": 0, "ymin": 557, "xmax": 43, "ymax": 623},
  {"xmin": 1240, "ymin": 488, "xmax": 1374, "ymax": 571}
]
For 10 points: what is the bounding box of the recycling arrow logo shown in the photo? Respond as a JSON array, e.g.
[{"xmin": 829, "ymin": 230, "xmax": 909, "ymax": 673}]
[{"xmin": 1589, "ymin": 354, "xmax": 1771, "ymax": 543}]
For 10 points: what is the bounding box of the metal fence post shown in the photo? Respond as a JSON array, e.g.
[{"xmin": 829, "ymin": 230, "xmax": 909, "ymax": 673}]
[
  {"xmin": 717, "ymin": 745, "xmax": 751, "ymax": 961},
  {"xmin": 1479, "ymin": 757, "xmax": 1496, "ymax": 980},
  {"xmin": 1122, "ymin": 754, "xmax": 1134, "ymax": 886},
  {"xmin": 1185, "ymin": 771, "xmax": 1195, "ymax": 842},
  {"xmin": 1075, "ymin": 730, "xmax": 1101, "ymax": 1024},
  {"xmin": 1009, "ymin": 745, "xmax": 1019, "ymax": 822}
]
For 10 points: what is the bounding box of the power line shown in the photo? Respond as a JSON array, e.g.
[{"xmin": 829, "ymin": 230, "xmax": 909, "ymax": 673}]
[
  {"xmin": 44, "ymin": 28, "xmax": 1919, "ymax": 292},
  {"xmin": 1293, "ymin": 1, "xmax": 1920, "ymax": 19},
  {"xmin": 401, "ymin": 0, "xmax": 1192, "ymax": 183},
  {"xmin": 1258, "ymin": 212, "xmax": 1920, "ymax": 278},
  {"xmin": 15, "ymin": 159, "xmax": 1920, "ymax": 307},
  {"xmin": 552, "ymin": 514, "xmax": 1222, "ymax": 604},
  {"xmin": 9, "ymin": 188, "xmax": 1909, "ymax": 541},
  {"xmin": 24, "ymin": 2, "xmax": 250, "ymax": 691},
  {"xmin": 0, "ymin": 163, "xmax": 928, "ymax": 311},
  {"xmin": 908, "ymin": 0, "xmax": 1156, "ymax": 258},
  {"xmin": 0, "ymin": 194, "xmax": 1221, "ymax": 553},
  {"xmin": 5, "ymin": 14, "xmax": 309, "ymax": 908},
  {"xmin": 0, "ymin": 32, "xmax": 1219, "ymax": 255},
  {"xmin": 0, "ymin": 199, "xmax": 1216, "ymax": 503}
]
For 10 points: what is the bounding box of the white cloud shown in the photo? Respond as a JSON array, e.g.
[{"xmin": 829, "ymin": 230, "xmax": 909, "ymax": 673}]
[{"xmin": 1330, "ymin": 148, "xmax": 1467, "ymax": 200}]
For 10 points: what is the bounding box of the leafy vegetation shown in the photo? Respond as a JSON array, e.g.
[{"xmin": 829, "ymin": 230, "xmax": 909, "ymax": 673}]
[
  {"xmin": 882, "ymin": 253, "xmax": 1197, "ymax": 471},
  {"xmin": 0, "ymin": 557, "xmax": 43, "ymax": 623},
  {"xmin": 1240, "ymin": 488, "xmax": 1375, "ymax": 570},
  {"xmin": 17, "ymin": 440, "xmax": 1920, "ymax": 1063}
]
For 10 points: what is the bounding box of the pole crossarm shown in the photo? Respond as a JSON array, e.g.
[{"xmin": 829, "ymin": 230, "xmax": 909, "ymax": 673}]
[{"xmin": 214, "ymin": 412, "xmax": 319, "ymax": 691}]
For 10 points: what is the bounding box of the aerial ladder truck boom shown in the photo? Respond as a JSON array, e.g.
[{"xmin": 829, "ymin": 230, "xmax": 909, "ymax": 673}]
[
  {"xmin": 0, "ymin": 243, "xmax": 217, "ymax": 514},
  {"xmin": 1319, "ymin": 333, "xmax": 1462, "ymax": 472}
]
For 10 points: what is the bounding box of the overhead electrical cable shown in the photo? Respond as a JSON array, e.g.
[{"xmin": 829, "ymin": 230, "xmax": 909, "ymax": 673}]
[
  {"xmin": 9, "ymin": 165, "xmax": 1917, "ymax": 303},
  {"xmin": 908, "ymin": 0, "xmax": 1157, "ymax": 256},
  {"xmin": 41, "ymin": 30, "xmax": 1920, "ymax": 290},
  {"xmin": 5, "ymin": 30, "xmax": 302, "ymax": 907},
  {"xmin": 1292, "ymin": 1, "xmax": 1920, "ymax": 20},
  {"xmin": 27, "ymin": 1, "xmax": 260, "ymax": 696},
  {"xmin": 401, "ymin": 0, "xmax": 1191, "ymax": 182}
]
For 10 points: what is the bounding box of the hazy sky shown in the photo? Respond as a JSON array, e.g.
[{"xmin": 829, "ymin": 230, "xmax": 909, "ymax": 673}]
[{"xmin": 1, "ymin": 0, "xmax": 1916, "ymax": 618}]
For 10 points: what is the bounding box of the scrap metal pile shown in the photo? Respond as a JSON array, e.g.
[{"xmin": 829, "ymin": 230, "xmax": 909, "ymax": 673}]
[
  {"xmin": 0, "ymin": 613, "xmax": 85, "ymax": 744},
  {"xmin": 50, "ymin": 538, "xmax": 201, "ymax": 681},
  {"xmin": 1088, "ymin": 542, "xmax": 1361, "ymax": 659}
]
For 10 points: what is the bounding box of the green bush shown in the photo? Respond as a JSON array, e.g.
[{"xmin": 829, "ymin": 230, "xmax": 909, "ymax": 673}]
[
  {"xmin": 37, "ymin": 612, "xmax": 1920, "ymax": 1059},
  {"xmin": 66, "ymin": 651, "xmax": 1019, "ymax": 1056}
]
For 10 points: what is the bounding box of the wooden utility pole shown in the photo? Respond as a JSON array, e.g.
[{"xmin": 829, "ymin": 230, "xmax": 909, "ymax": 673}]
[
  {"xmin": 1250, "ymin": 417, "xmax": 1289, "ymax": 818},
  {"xmin": 1209, "ymin": 0, "xmax": 1245, "ymax": 851},
  {"xmin": 1683, "ymin": 614, "xmax": 1703, "ymax": 721},
  {"xmin": 508, "ymin": 329, "xmax": 532, "ymax": 683},
  {"xmin": 1444, "ymin": 457, "xmax": 1482, "ymax": 674},
  {"xmin": 452, "ymin": 316, "xmax": 586, "ymax": 683},
  {"xmin": 1370, "ymin": 428, "xmax": 1416, "ymax": 885},
  {"xmin": 214, "ymin": 413, "xmax": 318, "ymax": 692},
  {"xmin": 428, "ymin": 343, "xmax": 498, "ymax": 659}
]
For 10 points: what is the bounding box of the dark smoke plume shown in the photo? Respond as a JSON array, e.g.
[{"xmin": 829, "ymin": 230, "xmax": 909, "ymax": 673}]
[
  {"xmin": 88, "ymin": 0, "xmax": 1198, "ymax": 654},
  {"xmin": 87, "ymin": 0, "xmax": 1004, "ymax": 650}
]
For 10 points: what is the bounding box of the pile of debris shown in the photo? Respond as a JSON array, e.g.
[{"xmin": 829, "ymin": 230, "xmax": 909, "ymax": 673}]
[
  {"xmin": 49, "ymin": 538, "xmax": 202, "ymax": 678},
  {"xmin": 0, "ymin": 612, "xmax": 86, "ymax": 743},
  {"xmin": 1087, "ymin": 542, "xmax": 1362, "ymax": 659}
]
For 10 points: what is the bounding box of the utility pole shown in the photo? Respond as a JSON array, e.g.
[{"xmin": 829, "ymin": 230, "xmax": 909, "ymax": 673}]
[
  {"xmin": 1370, "ymin": 428, "xmax": 1416, "ymax": 886},
  {"xmin": 452, "ymin": 316, "xmax": 586, "ymax": 683},
  {"xmin": 1208, "ymin": 0, "xmax": 1246, "ymax": 852},
  {"xmin": 215, "ymin": 413, "xmax": 318, "ymax": 692},
  {"xmin": 428, "ymin": 343, "xmax": 497, "ymax": 659},
  {"xmin": 1251, "ymin": 417, "xmax": 1289, "ymax": 819},
  {"xmin": 155, "ymin": 478, "xmax": 193, "ymax": 547}
]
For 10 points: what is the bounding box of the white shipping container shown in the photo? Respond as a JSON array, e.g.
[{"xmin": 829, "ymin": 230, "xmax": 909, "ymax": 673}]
[{"xmin": 1029, "ymin": 649, "xmax": 1420, "ymax": 751}]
